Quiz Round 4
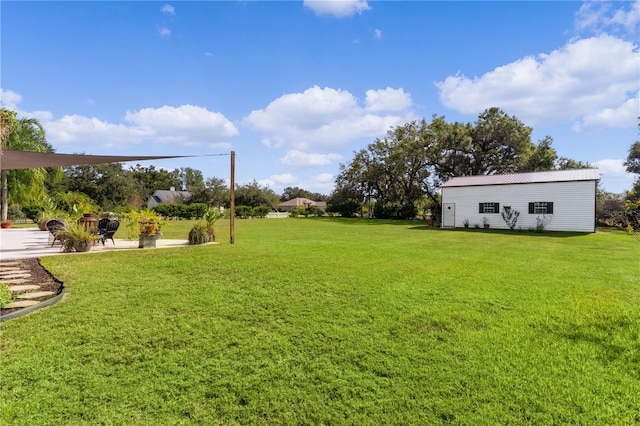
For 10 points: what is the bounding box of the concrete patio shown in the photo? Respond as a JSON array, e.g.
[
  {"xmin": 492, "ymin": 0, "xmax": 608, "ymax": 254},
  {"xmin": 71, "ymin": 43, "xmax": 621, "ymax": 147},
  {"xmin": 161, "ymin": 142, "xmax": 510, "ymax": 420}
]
[{"xmin": 0, "ymin": 227, "xmax": 191, "ymax": 260}]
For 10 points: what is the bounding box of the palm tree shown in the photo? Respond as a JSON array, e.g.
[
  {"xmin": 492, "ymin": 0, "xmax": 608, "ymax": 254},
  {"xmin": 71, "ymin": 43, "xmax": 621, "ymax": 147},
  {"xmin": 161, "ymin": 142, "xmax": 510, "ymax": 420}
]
[{"xmin": 1, "ymin": 110, "xmax": 50, "ymax": 222}]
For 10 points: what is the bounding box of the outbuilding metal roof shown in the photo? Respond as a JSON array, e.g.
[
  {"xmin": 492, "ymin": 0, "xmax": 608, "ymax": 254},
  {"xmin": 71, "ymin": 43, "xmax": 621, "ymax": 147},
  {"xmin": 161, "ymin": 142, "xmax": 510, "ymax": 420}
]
[{"xmin": 441, "ymin": 168, "xmax": 600, "ymax": 188}]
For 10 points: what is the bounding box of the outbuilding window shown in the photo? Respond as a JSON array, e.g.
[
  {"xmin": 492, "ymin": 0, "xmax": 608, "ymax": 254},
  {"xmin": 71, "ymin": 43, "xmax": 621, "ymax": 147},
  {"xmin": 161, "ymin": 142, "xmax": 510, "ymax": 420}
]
[
  {"xmin": 528, "ymin": 202, "xmax": 554, "ymax": 214},
  {"xmin": 479, "ymin": 202, "xmax": 500, "ymax": 214}
]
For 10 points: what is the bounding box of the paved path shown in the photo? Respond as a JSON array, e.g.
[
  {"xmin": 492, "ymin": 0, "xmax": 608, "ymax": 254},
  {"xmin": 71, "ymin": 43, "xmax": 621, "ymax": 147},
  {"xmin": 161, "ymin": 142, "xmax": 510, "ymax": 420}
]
[{"xmin": 0, "ymin": 228, "xmax": 191, "ymax": 260}]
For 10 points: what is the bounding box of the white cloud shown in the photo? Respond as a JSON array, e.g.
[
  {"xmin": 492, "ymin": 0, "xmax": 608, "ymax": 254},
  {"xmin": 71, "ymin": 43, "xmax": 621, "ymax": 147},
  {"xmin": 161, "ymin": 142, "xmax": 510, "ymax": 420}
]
[
  {"xmin": 280, "ymin": 150, "xmax": 341, "ymax": 167},
  {"xmin": 593, "ymin": 158, "xmax": 628, "ymax": 176},
  {"xmin": 303, "ymin": 172, "xmax": 336, "ymax": 194},
  {"xmin": 158, "ymin": 27, "xmax": 171, "ymax": 37},
  {"xmin": 243, "ymin": 85, "xmax": 415, "ymax": 151},
  {"xmin": 575, "ymin": 90, "xmax": 639, "ymax": 131},
  {"xmin": 161, "ymin": 4, "xmax": 175, "ymax": 15},
  {"xmin": 8, "ymin": 98, "xmax": 239, "ymax": 150},
  {"xmin": 45, "ymin": 115, "xmax": 150, "ymax": 147},
  {"xmin": 436, "ymin": 35, "xmax": 639, "ymax": 129},
  {"xmin": 312, "ymin": 172, "xmax": 334, "ymax": 184},
  {"xmin": 593, "ymin": 158, "xmax": 636, "ymax": 193},
  {"xmin": 125, "ymin": 104, "xmax": 238, "ymax": 142},
  {"xmin": 304, "ymin": 0, "xmax": 370, "ymax": 18},
  {"xmin": 575, "ymin": 1, "xmax": 640, "ymax": 34},
  {"xmin": 257, "ymin": 173, "xmax": 297, "ymax": 190},
  {"xmin": 374, "ymin": 29, "xmax": 383, "ymax": 39},
  {"xmin": 0, "ymin": 88, "xmax": 22, "ymax": 111},
  {"xmin": 365, "ymin": 87, "xmax": 412, "ymax": 113}
]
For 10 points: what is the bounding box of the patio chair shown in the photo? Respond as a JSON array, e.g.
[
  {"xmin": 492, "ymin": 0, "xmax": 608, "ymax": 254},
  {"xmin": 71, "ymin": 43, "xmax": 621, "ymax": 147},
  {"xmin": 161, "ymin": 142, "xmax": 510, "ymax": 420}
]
[
  {"xmin": 46, "ymin": 219, "xmax": 67, "ymax": 247},
  {"xmin": 98, "ymin": 220, "xmax": 120, "ymax": 246},
  {"xmin": 96, "ymin": 218, "xmax": 110, "ymax": 234}
]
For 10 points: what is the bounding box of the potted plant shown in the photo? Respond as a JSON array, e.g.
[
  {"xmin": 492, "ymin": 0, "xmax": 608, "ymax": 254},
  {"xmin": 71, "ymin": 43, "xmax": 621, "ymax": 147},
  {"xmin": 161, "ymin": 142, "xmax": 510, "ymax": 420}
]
[
  {"xmin": 1, "ymin": 204, "xmax": 22, "ymax": 228},
  {"xmin": 482, "ymin": 217, "xmax": 490, "ymax": 229},
  {"xmin": 463, "ymin": 218, "xmax": 470, "ymax": 228},
  {"xmin": 37, "ymin": 198, "xmax": 60, "ymax": 231},
  {"xmin": 188, "ymin": 222, "xmax": 208, "ymax": 245},
  {"xmin": 124, "ymin": 209, "xmax": 166, "ymax": 248},
  {"xmin": 203, "ymin": 208, "xmax": 223, "ymax": 242},
  {"xmin": 188, "ymin": 208, "xmax": 223, "ymax": 245},
  {"xmin": 55, "ymin": 222, "xmax": 98, "ymax": 253}
]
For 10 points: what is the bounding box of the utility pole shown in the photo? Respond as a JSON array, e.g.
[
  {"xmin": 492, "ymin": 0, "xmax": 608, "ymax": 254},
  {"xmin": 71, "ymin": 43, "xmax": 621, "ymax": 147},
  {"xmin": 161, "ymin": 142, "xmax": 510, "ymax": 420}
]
[{"xmin": 230, "ymin": 151, "xmax": 235, "ymax": 244}]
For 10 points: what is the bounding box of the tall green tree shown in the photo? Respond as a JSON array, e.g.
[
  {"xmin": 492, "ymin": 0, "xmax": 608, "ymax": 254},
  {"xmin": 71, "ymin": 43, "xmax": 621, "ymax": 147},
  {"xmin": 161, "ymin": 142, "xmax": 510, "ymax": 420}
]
[
  {"xmin": 555, "ymin": 157, "xmax": 592, "ymax": 170},
  {"xmin": 468, "ymin": 107, "xmax": 535, "ymax": 175},
  {"xmin": 235, "ymin": 180, "xmax": 279, "ymax": 208},
  {"xmin": 1, "ymin": 111, "xmax": 51, "ymax": 222},
  {"xmin": 64, "ymin": 162, "xmax": 137, "ymax": 210},
  {"xmin": 281, "ymin": 187, "xmax": 314, "ymax": 201},
  {"xmin": 175, "ymin": 167, "xmax": 205, "ymax": 192},
  {"xmin": 521, "ymin": 136, "xmax": 558, "ymax": 172},
  {"xmin": 624, "ymin": 141, "xmax": 640, "ymax": 175},
  {"xmin": 189, "ymin": 177, "xmax": 230, "ymax": 207},
  {"xmin": 334, "ymin": 108, "xmax": 539, "ymax": 220},
  {"xmin": 129, "ymin": 164, "xmax": 182, "ymax": 204}
]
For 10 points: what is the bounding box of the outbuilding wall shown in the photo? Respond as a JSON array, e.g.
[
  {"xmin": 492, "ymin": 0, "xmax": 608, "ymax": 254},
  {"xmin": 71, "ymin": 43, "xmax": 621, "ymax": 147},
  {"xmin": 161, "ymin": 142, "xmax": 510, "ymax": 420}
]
[{"xmin": 441, "ymin": 180, "xmax": 597, "ymax": 232}]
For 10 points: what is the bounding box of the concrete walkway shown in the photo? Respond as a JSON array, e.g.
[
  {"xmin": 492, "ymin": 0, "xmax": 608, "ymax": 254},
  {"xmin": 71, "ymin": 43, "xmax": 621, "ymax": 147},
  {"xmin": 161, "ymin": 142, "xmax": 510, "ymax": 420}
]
[{"xmin": 0, "ymin": 228, "xmax": 192, "ymax": 260}]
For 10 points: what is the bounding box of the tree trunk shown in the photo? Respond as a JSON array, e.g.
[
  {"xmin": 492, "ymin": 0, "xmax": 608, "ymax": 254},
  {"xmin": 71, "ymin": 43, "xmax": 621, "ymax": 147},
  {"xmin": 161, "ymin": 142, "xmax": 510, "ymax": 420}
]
[{"xmin": 1, "ymin": 170, "xmax": 8, "ymax": 222}]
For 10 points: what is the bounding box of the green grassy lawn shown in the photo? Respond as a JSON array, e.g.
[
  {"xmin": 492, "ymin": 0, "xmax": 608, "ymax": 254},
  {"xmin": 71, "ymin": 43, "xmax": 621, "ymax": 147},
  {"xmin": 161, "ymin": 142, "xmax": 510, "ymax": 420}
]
[{"xmin": 1, "ymin": 219, "xmax": 639, "ymax": 424}]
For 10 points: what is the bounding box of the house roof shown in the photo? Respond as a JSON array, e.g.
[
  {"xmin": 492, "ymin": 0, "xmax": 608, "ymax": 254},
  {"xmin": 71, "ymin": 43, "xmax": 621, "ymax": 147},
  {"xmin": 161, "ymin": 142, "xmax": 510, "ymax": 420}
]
[
  {"xmin": 151, "ymin": 190, "xmax": 192, "ymax": 203},
  {"xmin": 441, "ymin": 169, "xmax": 600, "ymax": 188},
  {"xmin": 277, "ymin": 198, "xmax": 326, "ymax": 208}
]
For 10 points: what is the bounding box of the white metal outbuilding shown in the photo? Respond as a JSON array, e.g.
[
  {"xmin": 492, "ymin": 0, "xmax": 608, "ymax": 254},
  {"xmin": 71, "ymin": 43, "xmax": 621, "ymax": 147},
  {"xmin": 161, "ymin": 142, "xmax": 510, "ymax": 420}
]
[{"xmin": 440, "ymin": 169, "xmax": 601, "ymax": 232}]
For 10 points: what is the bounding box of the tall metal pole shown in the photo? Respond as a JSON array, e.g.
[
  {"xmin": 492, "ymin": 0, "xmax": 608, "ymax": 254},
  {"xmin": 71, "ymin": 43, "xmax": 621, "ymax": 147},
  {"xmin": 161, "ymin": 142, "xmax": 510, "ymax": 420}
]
[{"xmin": 230, "ymin": 151, "xmax": 235, "ymax": 244}]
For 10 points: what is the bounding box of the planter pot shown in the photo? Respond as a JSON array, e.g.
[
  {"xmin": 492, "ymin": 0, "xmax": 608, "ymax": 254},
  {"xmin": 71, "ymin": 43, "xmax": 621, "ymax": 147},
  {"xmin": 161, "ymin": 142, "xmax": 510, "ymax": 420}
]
[
  {"xmin": 139, "ymin": 233, "xmax": 159, "ymax": 248},
  {"xmin": 74, "ymin": 241, "xmax": 93, "ymax": 252},
  {"xmin": 38, "ymin": 219, "xmax": 50, "ymax": 231},
  {"xmin": 1, "ymin": 222, "xmax": 13, "ymax": 229},
  {"xmin": 483, "ymin": 224, "xmax": 490, "ymax": 229},
  {"xmin": 78, "ymin": 213, "xmax": 98, "ymax": 233}
]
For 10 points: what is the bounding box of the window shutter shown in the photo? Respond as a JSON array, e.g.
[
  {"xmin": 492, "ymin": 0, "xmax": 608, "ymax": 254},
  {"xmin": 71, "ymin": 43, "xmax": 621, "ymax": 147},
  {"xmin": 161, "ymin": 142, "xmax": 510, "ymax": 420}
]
[
  {"xmin": 494, "ymin": 203, "xmax": 500, "ymax": 213},
  {"xmin": 547, "ymin": 202, "xmax": 554, "ymax": 214},
  {"xmin": 528, "ymin": 203, "xmax": 534, "ymax": 214},
  {"xmin": 479, "ymin": 203, "xmax": 483, "ymax": 213}
]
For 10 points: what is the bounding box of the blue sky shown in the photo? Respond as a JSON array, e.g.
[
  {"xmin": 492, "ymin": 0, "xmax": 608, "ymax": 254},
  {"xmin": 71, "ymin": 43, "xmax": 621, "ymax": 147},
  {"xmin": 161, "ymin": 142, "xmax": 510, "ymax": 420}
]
[{"xmin": 1, "ymin": 1, "xmax": 638, "ymax": 194}]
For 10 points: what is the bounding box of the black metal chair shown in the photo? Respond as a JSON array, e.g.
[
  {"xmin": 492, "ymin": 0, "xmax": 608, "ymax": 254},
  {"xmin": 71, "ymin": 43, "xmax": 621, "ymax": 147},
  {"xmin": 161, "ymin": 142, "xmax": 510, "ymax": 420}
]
[
  {"xmin": 98, "ymin": 220, "xmax": 120, "ymax": 246},
  {"xmin": 46, "ymin": 219, "xmax": 67, "ymax": 247},
  {"xmin": 96, "ymin": 218, "xmax": 110, "ymax": 234}
]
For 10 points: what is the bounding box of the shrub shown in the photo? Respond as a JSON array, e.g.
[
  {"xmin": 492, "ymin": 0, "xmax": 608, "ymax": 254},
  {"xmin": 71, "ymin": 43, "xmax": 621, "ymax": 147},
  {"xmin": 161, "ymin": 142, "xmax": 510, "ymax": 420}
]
[
  {"xmin": 235, "ymin": 205, "xmax": 252, "ymax": 219},
  {"xmin": 327, "ymin": 201, "xmax": 360, "ymax": 218},
  {"xmin": 536, "ymin": 215, "xmax": 552, "ymax": 232},
  {"xmin": 21, "ymin": 204, "xmax": 42, "ymax": 222},
  {"xmin": 6, "ymin": 204, "xmax": 24, "ymax": 221},
  {"xmin": 55, "ymin": 222, "xmax": 99, "ymax": 253},
  {"xmin": 501, "ymin": 206, "xmax": 520, "ymax": 230},
  {"xmin": 186, "ymin": 203, "xmax": 208, "ymax": 219},
  {"xmin": 124, "ymin": 209, "xmax": 166, "ymax": 239},
  {"xmin": 252, "ymin": 205, "xmax": 270, "ymax": 218},
  {"xmin": 188, "ymin": 223, "xmax": 208, "ymax": 245},
  {"xmin": 374, "ymin": 203, "xmax": 416, "ymax": 220}
]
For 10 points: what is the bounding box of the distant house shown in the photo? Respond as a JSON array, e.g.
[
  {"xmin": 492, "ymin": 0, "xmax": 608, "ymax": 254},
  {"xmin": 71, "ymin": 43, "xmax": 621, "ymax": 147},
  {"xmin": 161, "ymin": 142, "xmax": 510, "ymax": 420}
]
[
  {"xmin": 277, "ymin": 197, "xmax": 327, "ymax": 212},
  {"xmin": 146, "ymin": 187, "xmax": 192, "ymax": 209},
  {"xmin": 440, "ymin": 169, "xmax": 600, "ymax": 232}
]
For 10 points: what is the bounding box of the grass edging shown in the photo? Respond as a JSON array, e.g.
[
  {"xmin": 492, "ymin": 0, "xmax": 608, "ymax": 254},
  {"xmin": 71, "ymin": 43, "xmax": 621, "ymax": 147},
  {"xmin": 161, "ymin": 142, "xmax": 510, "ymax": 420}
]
[{"xmin": 0, "ymin": 287, "xmax": 66, "ymax": 323}]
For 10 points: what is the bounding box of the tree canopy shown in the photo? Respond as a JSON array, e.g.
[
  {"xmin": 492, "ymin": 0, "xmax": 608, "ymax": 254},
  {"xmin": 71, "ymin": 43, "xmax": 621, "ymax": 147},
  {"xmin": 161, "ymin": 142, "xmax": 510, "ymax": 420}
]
[{"xmin": 1, "ymin": 110, "xmax": 53, "ymax": 221}]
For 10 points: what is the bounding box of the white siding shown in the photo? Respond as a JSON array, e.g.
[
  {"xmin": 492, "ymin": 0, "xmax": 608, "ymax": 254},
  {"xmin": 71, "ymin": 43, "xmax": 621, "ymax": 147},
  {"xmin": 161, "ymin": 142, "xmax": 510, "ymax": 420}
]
[{"xmin": 441, "ymin": 180, "xmax": 597, "ymax": 232}]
